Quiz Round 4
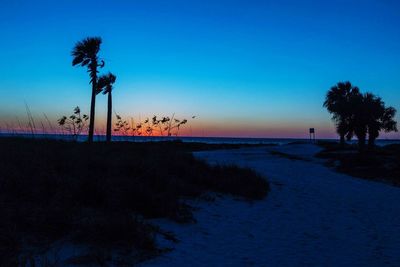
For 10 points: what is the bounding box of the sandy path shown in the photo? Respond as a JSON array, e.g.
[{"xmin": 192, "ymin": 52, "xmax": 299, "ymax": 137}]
[{"xmin": 141, "ymin": 144, "xmax": 400, "ymax": 267}]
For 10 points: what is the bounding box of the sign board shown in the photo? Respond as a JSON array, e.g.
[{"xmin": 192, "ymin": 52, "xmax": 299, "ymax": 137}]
[{"xmin": 309, "ymin": 128, "xmax": 315, "ymax": 133}]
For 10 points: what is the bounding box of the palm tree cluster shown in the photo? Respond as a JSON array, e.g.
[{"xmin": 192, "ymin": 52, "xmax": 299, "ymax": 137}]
[
  {"xmin": 72, "ymin": 37, "xmax": 117, "ymax": 142},
  {"xmin": 324, "ymin": 81, "xmax": 397, "ymax": 149}
]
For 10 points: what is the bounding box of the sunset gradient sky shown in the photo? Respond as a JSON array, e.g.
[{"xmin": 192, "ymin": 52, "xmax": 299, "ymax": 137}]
[{"xmin": 0, "ymin": 0, "xmax": 399, "ymax": 138}]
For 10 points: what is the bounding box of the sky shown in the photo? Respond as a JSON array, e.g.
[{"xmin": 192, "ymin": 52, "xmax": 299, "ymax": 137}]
[{"xmin": 0, "ymin": 0, "xmax": 399, "ymax": 138}]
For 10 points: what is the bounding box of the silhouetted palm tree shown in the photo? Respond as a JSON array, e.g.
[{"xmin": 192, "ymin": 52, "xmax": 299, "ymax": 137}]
[
  {"xmin": 378, "ymin": 106, "xmax": 398, "ymax": 140},
  {"xmin": 323, "ymin": 82, "xmax": 360, "ymax": 146},
  {"xmin": 98, "ymin": 72, "xmax": 117, "ymax": 142},
  {"xmin": 72, "ymin": 37, "xmax": 105, "ymax": 143},
  {"xmin": 350, "ymin": 92, "xmax": 369, "ymax": 150},
  {"xmin": 362, "ymin": 93, "xmax": 397, "ymax": 147}
]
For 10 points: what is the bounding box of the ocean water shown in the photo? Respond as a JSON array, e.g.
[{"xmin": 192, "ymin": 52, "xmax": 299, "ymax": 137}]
[{"xmin": 1, "ymin": 133, "xmax": 399, "ymax": 146}]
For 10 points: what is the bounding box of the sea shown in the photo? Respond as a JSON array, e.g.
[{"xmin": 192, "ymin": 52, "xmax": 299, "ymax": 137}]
[{"xmin": 1, "ymin": 133, "xmax": 399, "ymax": 146}]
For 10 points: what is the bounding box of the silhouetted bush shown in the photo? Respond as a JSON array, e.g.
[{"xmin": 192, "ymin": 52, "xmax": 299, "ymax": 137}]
[{"xmin": 58, "ymin": 106, "xmax": 88, "ymax": 141}]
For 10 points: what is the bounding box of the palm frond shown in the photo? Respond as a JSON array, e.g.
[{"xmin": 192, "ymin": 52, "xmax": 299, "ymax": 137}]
[
  {"xmin": 71, "ymin": 37, "xmax": 102, "ymax": 66},
  {"xmin": 98, "ymin": 72, "xmax": 117, "ymax": 94}
]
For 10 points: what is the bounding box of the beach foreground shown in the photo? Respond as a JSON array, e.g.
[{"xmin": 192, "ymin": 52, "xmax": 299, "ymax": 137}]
[
  {"xmin": 0, "ymin": 139, "xmax": 268, "ymax": 266},
  {"xmin": 141, "ymin": 143, "xmax": 400, "ymax": 267}
]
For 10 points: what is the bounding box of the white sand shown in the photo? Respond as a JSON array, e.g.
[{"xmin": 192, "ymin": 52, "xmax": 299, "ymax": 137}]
[{"xmin": 141, "ymin": 144, "xmax": 400, "ymax": 267}]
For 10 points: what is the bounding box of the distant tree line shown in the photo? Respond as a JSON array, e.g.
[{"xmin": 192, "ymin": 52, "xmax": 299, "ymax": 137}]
[{"xmin": 324, "ymin": 81, "xmax": 397, "ymax": 150}]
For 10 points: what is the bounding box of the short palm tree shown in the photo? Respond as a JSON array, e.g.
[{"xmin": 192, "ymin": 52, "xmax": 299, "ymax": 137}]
[
  {"xmin": 350, "ymin": 92, "xmax": 369, "ymax": 149},
  {"xmin": 344, "ymin": 91, "xmax": 397, "ymax": 150},
  {"xmin": 323, "ymin": 81, "xmax": 360, "ymax": 146},
  {"xmin": 71, "ymin": 37, "xmax": 105, "ymax": 143},
  {"xmin": 362, "ymin": 93, "xmax": 397, "ymax": 147},
  {"xmin": 98, "ymin": 72, "xmax": 117, "ymax": 142}
]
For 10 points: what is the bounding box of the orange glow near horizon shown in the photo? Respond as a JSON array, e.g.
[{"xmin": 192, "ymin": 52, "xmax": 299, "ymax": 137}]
[{"xmin": 1, "ymin": 112, "xmax": 399, "ymax": 140}]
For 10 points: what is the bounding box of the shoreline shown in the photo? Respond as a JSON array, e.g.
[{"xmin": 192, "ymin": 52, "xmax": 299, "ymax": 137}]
[{"xmin": 1, "ymin": 133, "xmax": 400, "ymax": 146}]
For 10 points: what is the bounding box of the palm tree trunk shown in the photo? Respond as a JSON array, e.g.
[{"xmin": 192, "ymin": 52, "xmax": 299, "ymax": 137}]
[
  {"xmin": 88, "ymin": 67, "xmax": 97, "ymax": 143},
  {"xmin": 367, "ymin": 129, "xmax": 379, "ymax": 149},
  {"xmin": 358, "ymin": 135, "xmax": 366, "ymax": 151},
  {"xmin": 368, "ymin": 136, "xmax": 376, "ymax": 148},
  {"xmin": 339, "ymin": 134, "xmax": 345, "ymax": 147},
  {"xmin": 106, "ymin": 91, "xmax": 112, "ymax": 142}
]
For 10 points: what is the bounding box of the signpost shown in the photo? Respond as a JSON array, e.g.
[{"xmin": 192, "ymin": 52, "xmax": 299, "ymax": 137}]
[{"xmin": 309, "ymin": 128, "xmax": 315, "ymax": 142}]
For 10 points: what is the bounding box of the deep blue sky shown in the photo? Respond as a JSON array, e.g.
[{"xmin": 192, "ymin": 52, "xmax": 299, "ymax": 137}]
[{"xmin": 0, "ymin": 0, "xmax": 399, "ymax": 137}]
